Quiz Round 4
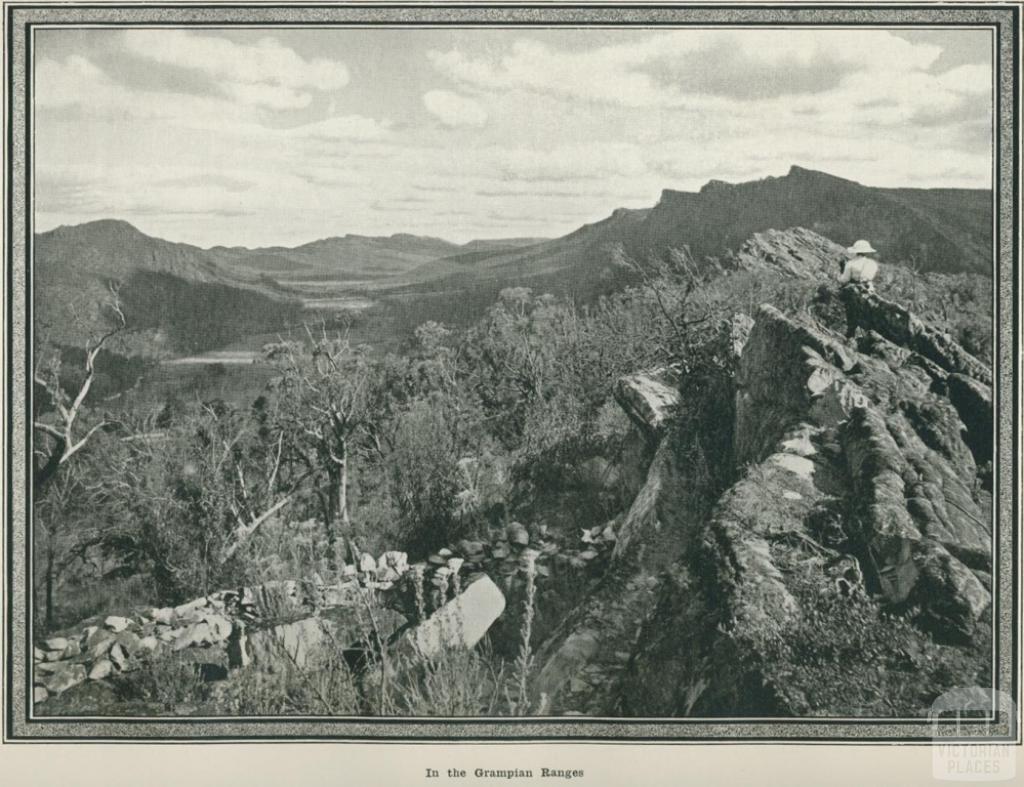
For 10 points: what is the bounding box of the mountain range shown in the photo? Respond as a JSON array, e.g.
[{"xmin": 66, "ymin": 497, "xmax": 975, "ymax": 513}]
[{"xmin": 33, "ymin": 165, "xmax": 991, "ymax": 357}]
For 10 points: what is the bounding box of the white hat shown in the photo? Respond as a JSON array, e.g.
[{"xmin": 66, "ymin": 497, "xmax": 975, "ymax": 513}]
[{"xmin": 846, "ymin": 239, "xmax": 877, "ymax": 255}]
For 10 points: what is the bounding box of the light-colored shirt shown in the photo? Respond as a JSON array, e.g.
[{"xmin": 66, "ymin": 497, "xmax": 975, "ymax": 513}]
[{"xmin": 839, "ymin": 255, "xmax": 879, "ymax": 284}]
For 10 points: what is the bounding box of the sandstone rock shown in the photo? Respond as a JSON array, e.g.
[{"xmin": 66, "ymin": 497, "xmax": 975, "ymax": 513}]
[
  {"xmin": 33, "ymin": 647, "xmax": 45, "ymax": 662},
  {"xmin": 88, "ymin": 659, "xmax": 113, "ymax": 680},
  {"xmin": 86, "ymin": 629, "xmax": 117, "ymax": 660},
  {"xmin": 138, "ymin": 636, "xmax": 159, "ymax": 652},
  {"xmin": 158, "ymin": 626, "xmax": 180, "ymax": 643},
  {"xmin": 911, "ymin": 540, "xmax": 991, "ymax": 640},
  {"xmin": 40, "ymin": 662, "xmax": 86, "ymax": 695},
  {"xmin": 613, "ymin": 368, "xmax": 680, "ymax": 441},
  {"xmin": 33, "ymin": 686, "xmax": 48, "ymax": 704},
  {"xmin": 44, "ymin": 637, "xmax": 68, "ymax": 652},
  {"xmin": 203, "ymin": 614, "xmax": 233, "ymax": 643},
  {"xmin": 109, "ymin": 643, "xmax": 129, "ymax": 671},
  {"xmin": 407, "ymin": 576, "xmax": 506, "ymax": 660},
  {"xmin": 841, "ymin": 285, "xmax": 992, "ymax": 385},
  {"xmin": 507, "ymin": 522, "xmax": 530, "ymax": 546},
  {"xmin": 727, "ymin": 227, "xmax": 847, "ymax": 279},
  {"xmin": 150, "ymin": 607, "xmax": 175, "ymax": 626},
  {"xmin": 174, "ymin": 599, "xmax": 213, "ymax": 623},
  {"xmin": 359, "ymin": 554, "xmax": 378, "ymax": 573},
  {"xmin": 381, "ymin": 551, "xmax": 409, "ymax": 573},
  {"xmin": 114, "ymin": 630, "xmax": 141, "ymax": 655},
  {"xmin": 44, "ymin": 649, "xmax": 65, "ymax": 662},
  {"xmin": 61, "ymin": 638, "xmax": 82, "ymax": 659},
  {"xmin": 243, "ymin": 617, "xmax": 332, "ymax": 671},
  {"xmin": 104, "ymin": 615, "xmax": 132, "ymax": 632},
  {"xmin": 171, "ymin": 616, "xmax": 231, "ymax": 650}
]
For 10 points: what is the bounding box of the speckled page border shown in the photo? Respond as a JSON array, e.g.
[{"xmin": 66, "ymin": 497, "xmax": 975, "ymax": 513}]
[{"xmin": 3, "ymin": 1, "xmax": 1020, "ymax": 743}]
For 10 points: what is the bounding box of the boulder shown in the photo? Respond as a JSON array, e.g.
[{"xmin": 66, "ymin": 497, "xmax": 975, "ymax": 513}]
[
  {"xmin": 33, "ymin": 686, "xmax": 48, "ymax": 704},
  {"xmin": 150, "ymin": 607, "xmax": 175, "ymax": 626},
  {"xmin": 104, "ymin": 615, "xmax": 132, "ymax": 633},
  {"xmin": 613, "ymin": 368, "xmax": 680, "ymax": 441},
  {"xmin": 407, "ymin": 576, "xmax": 506, "ymax": 660},
  {"xmin": 86, "ymin": 629, "xmax": 117, "ymax": 660},
  {"xmin": 44, "ymin": 637, "xmax": 68, "ymax": 652},
  {"xmin": 88, "ymin": 659, "xmax": 113, "ymax": 680},
  {"xmin": 40, "ymin": 662, "xmax": 86, "ymax": 695},
  {"xmin": 109, "ymin": 643, "xmax": 130, "ymax": 672},
  {"xmin": 911, "ymin": 539, "xmax": 991, "ymax": 640},
  {"xmin": 727, "ymin": 227, "xmax": 847, "ymax": 279},
  {"xmin": 242, "ymin": 617, "xmax": 333, "ymax": 671},
  {"xmin": 138, "ymin": 636, "xmax": 159, "ymax": 653}
]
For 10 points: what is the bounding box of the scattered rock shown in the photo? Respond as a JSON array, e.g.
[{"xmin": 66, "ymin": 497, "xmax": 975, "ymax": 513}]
[
  {"xmin": 150, "ymin": 607, "xmax": 175, "ymax": 626},
  {"xmin": 104, "ymin": 615, "xmax": 132, "ymax": 632},
  {"xmin": 33, "ymin": 686, "xmax": 48, "ymax": 704},
  {"xmin": 88, "ymin": 659, "xmax": 113, "ymax": 680},
  {"xmin": 109, "ymin": 643, "xmax": 129, "ymax": 671},
  {"xmin": 40, "ymin": 662, "xmax": 86, "ymax": 695},
  {"xmin": 86, "ymin": 629, "xmax": 117, "ymax": 660},
  {"xmin": 44, "ymin": 637, "xmax": 68, "ymax": 652}
]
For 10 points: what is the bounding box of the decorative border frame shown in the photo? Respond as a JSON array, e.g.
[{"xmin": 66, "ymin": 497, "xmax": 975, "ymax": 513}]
[{"xmin": 3, "ymin": 1, "xmax": 1020, "ymax": 742}]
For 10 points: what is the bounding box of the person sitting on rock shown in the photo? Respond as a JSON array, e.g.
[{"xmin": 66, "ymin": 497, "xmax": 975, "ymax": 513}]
[{"xmin": 839, "ymin": 239, "xmax": 880, "ymax": 290}]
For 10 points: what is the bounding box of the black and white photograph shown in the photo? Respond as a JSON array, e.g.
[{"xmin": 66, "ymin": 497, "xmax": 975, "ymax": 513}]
[{"xmin": 2, "ymin": 1, "xmax": 1020, "ymax": 762}]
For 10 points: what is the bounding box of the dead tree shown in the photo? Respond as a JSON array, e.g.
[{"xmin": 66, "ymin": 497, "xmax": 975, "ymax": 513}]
[{"xmin": 33, "ymin": 289, "xmax": 126, "ymax": 493}]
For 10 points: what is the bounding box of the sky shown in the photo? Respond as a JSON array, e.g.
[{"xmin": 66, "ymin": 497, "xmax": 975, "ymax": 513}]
[{"xmin": 33, "ymin": 27, "xmax": 993, "ymax": 247}]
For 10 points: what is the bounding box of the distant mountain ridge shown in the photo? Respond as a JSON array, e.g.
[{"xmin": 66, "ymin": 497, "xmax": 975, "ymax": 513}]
[
  {"xmin": 34, "ymin": 165, "xmax": 991, "ymax": 356},
  {"xmin": 404, "ymin": 166, "xmax": 991, "ymax": 302}
]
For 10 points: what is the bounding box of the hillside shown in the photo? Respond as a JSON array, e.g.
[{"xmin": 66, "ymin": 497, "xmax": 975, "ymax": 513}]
[
  {"xmin": 32, "ymin": 228, "xmax": 994, "ymax": 720},
  {"xmin": 405, "ymin": 166, "xmax": 991, "ymax": 303},
  {"xmin": 636, "ymin": 166, "xmax": 991, "ymax": 274},
  {"xmin": 33, "ymin": 166, "xmax": 991, "ymax": 382},
  {"xmin": 207, "ymin": 232, "xmax": 464, "ymax": 283}
]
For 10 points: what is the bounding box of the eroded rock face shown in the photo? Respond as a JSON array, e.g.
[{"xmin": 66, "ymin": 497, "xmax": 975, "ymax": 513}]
[
  {"xmin": 586, "ymin": 291, "xmax": 991, "ymax": 717},
  {"xmin": 726, "ymin": 227, "xmax": 847, "ymax": 280},
  {"xmin": 841, "ymin": 284, "xmax": 992, "ymax": 385}
]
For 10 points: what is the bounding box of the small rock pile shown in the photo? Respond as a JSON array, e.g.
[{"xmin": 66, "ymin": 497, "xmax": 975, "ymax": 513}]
[{"xmin": 32, "ymin": 548, "xmax": 482, "ymax": 704}]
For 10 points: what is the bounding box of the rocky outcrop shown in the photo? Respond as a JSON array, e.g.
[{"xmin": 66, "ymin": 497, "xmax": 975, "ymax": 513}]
[
  {"xmin": 557, "ymin": 285, "xmax": 992, "ymax": 717},
  {"xmin": 532, "ymin": 317, "xmax": 748, "ymax": 714},
  {"xmin": 841, "ymin": 284, "xmax": 992, "ymax": 385},
  {"xmin": 33, "ymin": 549, "xmax": 504, "ymax": 709},
  {"xmin": 726, "ymin": 227, "xmax": 847, "ymax": 279}
]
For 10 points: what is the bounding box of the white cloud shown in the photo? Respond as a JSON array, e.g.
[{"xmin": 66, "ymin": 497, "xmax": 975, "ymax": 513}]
[
  {"xmin": 422, "ymin": 89, "xmax": 488, "ymax": 127},
  {"xmin": 427, "ymin": 30, "xmax": 959, "ymax": 109},
  {"xmin": 32, "ymin": 30, "xmax": 992, "ymax": 247},
  {"xmin": 122, "ymin": 30, "xmax": 349, "ymax": 110}
]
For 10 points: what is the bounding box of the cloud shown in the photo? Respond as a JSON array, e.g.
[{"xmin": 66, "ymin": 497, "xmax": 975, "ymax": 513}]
[
  {"xmin": 422, "ymin": 90, "xmax": 488, "ymax": 127},
  {"xmin": 428, "ymin": 30, "xmax": 955, "ymax": 108},
  {"xmin": 122, "ymin": 30, "xmax": 349, "ymax": 110}
]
